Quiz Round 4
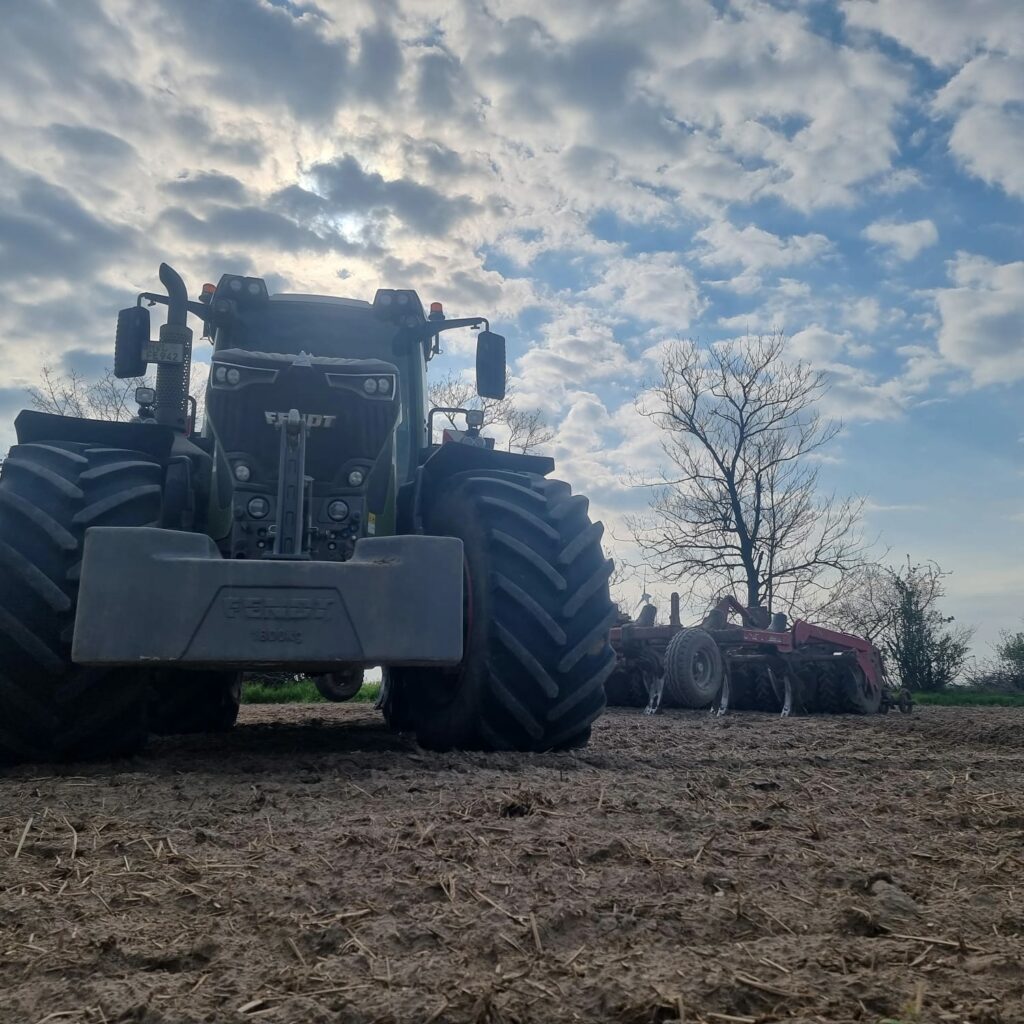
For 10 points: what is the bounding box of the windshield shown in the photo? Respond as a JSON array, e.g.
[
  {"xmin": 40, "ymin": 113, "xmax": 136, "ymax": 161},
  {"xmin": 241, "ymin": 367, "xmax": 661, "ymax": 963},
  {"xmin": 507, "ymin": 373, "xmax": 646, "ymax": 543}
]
[
  {"xmin": 223, "ymin": 299, "xmax": 398, "ymax": 359},
  {"xmin": 213, "ymin": 297, "xmax": 425, "ymax": 486}
]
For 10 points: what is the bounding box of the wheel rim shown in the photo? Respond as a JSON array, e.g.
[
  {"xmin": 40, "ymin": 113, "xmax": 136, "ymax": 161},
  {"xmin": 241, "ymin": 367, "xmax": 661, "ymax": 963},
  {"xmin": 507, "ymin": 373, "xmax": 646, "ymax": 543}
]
[{"xmin": 692, "ymin": 649, "xmax": 714, "ymax": 692}]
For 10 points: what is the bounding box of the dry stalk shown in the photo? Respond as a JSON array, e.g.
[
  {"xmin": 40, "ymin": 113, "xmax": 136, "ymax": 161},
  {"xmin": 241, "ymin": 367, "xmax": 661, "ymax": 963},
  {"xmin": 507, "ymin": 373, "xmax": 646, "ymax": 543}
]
[{"xmin": 13, "ymin": 817, "xmax": 33, "ymax": 860}]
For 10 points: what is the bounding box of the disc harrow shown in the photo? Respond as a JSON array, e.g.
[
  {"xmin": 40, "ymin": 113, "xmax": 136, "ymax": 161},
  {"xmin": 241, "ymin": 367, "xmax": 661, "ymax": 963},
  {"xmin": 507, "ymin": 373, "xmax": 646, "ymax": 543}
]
[{"xmin": 607, "ymin": 594, "xmax": 912, "ymax": 717}]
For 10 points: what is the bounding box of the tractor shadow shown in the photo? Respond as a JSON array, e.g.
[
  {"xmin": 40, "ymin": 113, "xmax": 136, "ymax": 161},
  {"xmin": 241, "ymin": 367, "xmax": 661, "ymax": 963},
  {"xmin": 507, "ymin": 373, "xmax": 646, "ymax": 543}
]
[{"xmin": 145, "ymin": 708, "xmax": 417, "ymax": 771}]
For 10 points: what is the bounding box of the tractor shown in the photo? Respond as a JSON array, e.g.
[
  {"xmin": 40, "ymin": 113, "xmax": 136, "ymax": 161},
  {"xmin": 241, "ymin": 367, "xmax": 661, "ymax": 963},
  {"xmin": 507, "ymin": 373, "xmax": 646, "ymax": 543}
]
[{"xmin": 0, "ymin": 264, "xmax": 616, "ymax": 762}]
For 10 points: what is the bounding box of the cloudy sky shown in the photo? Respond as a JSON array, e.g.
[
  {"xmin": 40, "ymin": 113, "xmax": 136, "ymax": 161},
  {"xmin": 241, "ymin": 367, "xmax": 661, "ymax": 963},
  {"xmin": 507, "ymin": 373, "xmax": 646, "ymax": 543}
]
[{"xmin": 1, "ymin": 0, "xmax": 1021, "ymax": 654}]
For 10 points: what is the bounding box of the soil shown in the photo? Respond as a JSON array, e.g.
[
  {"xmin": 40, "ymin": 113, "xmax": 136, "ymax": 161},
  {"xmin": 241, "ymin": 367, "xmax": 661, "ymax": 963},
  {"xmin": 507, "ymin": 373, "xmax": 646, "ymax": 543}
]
[{"xmin": 1, "ymin": 704, "xmax": 1022, "ymax": 1024}]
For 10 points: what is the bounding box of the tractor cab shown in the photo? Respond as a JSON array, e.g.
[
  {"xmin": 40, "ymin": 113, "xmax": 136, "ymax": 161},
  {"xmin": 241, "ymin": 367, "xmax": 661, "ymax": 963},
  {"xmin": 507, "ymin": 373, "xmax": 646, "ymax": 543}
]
[{"xmin": 186, "ymin": 272, "xmax": 505, "ymax": 560}]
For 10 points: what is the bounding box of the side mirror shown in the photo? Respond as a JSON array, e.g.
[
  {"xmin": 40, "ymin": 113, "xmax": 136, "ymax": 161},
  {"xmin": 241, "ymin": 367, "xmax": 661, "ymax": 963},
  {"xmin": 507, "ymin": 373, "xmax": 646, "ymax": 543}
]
[
  {"xmin": 114, "ymin": 306, "xmax": 150, "ymax": 379},
  {"xmin": 476, "ymin": 330, "xmax": 506, "ymax": 400}
]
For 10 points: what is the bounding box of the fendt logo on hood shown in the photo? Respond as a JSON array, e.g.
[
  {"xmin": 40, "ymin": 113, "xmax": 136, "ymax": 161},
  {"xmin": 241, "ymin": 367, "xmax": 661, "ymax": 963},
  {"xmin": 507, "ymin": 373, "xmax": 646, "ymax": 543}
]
[{"xmin": 264, "ymin": 411, "xmax": 337, "ymax": 428}]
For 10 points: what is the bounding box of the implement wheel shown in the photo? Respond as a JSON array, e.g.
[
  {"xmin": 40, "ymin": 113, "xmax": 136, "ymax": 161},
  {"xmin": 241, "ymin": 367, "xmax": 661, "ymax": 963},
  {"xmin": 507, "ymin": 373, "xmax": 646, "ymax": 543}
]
[
  {"xmin": 386, "ymin": 471, "xmax": 616, "ymax": 751},
  {"xmin": 313, "ymin": 668, "xmax": 363, "ymax": 703},
  {"xmin": 663, "ymin": 628, "xmax": 723, "ymax": 708},
  {"xmin": 0, "ymin": 441, "xmax": 163, "ymax": 763},
  {"xmin": 150, "ymin": 671, "xmax": 242, "ymax": 735}
]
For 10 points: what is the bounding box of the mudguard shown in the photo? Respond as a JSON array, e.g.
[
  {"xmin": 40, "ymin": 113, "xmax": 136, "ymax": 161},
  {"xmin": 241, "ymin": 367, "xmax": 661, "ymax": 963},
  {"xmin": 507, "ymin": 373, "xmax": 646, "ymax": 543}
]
[
  {"xmin": 15, "ymin": 410, "xmax": 176, "ymax": 461},
  {"xmin": 398, "ymin": 441, "xmax": 554, "ymax": 532}
]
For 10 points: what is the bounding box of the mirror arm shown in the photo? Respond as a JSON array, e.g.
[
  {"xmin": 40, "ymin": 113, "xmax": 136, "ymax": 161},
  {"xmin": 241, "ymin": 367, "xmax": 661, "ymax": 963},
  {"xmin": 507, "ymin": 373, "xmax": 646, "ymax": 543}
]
[
  {"xmin": 411, "ymin": 316, "xmax": 487, "ymax": 340},
  {"xmin": 427, "ymin": 406, "xmax": 470, "ymax": 445},
  {"xmin": 136, "ymin": 292, "xmax": 211, "ymax": 323}
]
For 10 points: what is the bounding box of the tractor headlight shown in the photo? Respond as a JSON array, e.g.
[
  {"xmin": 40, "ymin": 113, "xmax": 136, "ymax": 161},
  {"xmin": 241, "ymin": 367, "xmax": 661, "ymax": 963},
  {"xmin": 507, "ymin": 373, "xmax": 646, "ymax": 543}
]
[
  {"xmin": 347, "ymin": 469, "xmax": 365, "ymax": 488},
  {"xmin": 134, "ymin": 386, "xmax": 156, "ymax": 406},
  {"xmin": 226, "ymin": 368, "xmax": 241, "ymax": 385},
  {"xmin": 247, "ymin": 496, "xmax": 270, "ymax": 519},
  {"xmin": 363, "ymin": 378, "xmax": 378, "ymax": 394},
  {"xmin": 215, "ymin": 366, "xmax": 228, "ymax": 383},
  {"xmin": 327, "ymin": 499, "xmax": 350, "ymax": 522},
  {"xmin": 217, "ymin": 275, "xmax": 269, "ymax": 305},
  {"xmin": 373, "ymin": 288, "xmax": 423, "ymax": 322},
  {"xmin": 377, "ymin": 377, "xmax": 390, "ymax": 394},
  {"xmin": 234, "ymin": 463, "xmax": 251, "ymax": 483}
]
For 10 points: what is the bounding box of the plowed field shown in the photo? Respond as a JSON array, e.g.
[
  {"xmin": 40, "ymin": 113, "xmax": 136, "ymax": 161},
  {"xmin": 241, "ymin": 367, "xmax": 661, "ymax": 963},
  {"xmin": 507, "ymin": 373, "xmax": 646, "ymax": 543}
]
[{"xmin": 2, "ymin": 705, "xmax": 1022, "ymax": 1023}]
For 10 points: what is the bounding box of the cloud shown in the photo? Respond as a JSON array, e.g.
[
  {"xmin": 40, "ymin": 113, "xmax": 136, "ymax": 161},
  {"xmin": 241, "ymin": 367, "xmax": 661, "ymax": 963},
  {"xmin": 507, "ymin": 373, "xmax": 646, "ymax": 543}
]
[
  {"xmin": 0, "ymin": 167, "xmax": 137, "ymax": 282},
  {"xmin": 515, "ymin": 309, "xmax": 633, "ymax": 412},
  {"xmin": 169, "ymin": 111, "xmax": 267, "ymax": 166},
  {"xmin": 789, "ymin": 326, "xmax": 858, "ymax": 364},
  {"xmin": 158, "ymin": 204, "xmax": 366, "ymax": 255},
  {"xmin": 842, "ymin": 0, "xmax": 1023, "ymax": 68},
  {"xmin": 862, "ymin": 218, "xmax": 938, "ymax": 261},
  {"xmin": 306, "ymin": 155, "xmax": 480, "ymax": 236},
  {"xmin": 415, "ymin": 49, "xmax": 466, "ymax": 115},
  {"xmin": 160, "ymin": 172, "xmax": 250, "ymax": 204},
  {"xmin": 697, "ymin": 221, "xmax": 834, "ymax": 287},
  {"xmin": 47, "ymin": 124, "xmax": 136, "ymax": 162},
  {"xmin": 353, "ymin": 20, "xmax": 403, "ymax": 101},
  {"xmin": 3, "ymin": 0, "xmax": 141, "ymax": 108},
  {"xmin": 933, "ymin": 55, "xmax": 1024, "ymax": 198},
  {"xmin": 159, "ymin": 0, "xmax": 351, "ymax": 121},
  {"xmin": 786, "ymin": 327, "xmax": 931, "ymax": 421},
  {"xmin": 584, "ymin": 252, "xmax": 704, "ymax": 329},
  {"xmin": 845, "ymin": 3, "xmax": 1024, "ymax": 197},
  {"xmin": 934, "ymin": 253, "xmax": 1024, "ymax": 386}
]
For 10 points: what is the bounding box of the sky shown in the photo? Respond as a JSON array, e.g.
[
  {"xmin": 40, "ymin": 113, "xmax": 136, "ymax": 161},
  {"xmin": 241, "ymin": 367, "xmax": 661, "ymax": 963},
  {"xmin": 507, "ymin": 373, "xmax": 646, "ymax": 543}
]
[{"xmin": 0, "ymin": 0, "xmax": 1021, "ymax": 658}]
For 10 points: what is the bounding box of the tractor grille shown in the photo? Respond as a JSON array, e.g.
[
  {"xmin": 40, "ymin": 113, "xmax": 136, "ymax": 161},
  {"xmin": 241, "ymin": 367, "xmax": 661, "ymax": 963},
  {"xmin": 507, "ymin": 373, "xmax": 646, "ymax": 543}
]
[{"xmin": 206, "ymin": 349, "xmax": 400, "ymax": 485}]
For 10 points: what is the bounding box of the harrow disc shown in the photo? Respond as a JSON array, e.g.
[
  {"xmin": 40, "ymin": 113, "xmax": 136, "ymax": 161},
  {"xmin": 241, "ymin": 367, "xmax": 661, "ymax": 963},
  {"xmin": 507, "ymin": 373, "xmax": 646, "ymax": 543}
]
[
  {"xmin": 728, "ymin": 665, "xmax": 781, "ymax": 712},
  {"xmin": 797, "ymin": 663, "xmax": 882, "ymax": 714}
]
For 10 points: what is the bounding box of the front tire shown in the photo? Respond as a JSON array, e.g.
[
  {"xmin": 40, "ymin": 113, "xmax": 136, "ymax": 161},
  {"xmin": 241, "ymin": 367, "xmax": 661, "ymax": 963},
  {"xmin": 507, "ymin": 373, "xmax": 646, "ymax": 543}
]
[
  {"xmin": 387, "ymin": 472, "xmax": 616, "ymax": 751},
  {"xmin": 0, "ymin": 441, "xmax": 163, "ymax": 763}
]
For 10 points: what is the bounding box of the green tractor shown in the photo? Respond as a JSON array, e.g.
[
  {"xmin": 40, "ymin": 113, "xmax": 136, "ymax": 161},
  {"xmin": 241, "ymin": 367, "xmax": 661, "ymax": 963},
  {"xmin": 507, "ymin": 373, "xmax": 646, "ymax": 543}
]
[{"xmin": 0, "ymin": 264, "xmax": 615, "ymax": 762}]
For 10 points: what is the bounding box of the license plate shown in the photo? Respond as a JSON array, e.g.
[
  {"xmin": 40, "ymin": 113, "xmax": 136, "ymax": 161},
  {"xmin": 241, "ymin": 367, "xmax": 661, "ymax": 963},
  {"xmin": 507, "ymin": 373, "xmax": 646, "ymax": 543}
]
[{"xmin": 144, "ymin": 342, "xmax": 185, "ymax": 364}]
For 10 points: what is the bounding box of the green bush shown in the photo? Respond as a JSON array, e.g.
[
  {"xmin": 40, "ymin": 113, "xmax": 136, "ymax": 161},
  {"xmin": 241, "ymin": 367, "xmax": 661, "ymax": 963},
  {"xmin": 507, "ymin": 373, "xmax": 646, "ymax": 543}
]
[
  {"xmin": 242, "ymin": 679, "xmax": 325, "ymax": 704},
  {"xmin": 241, "ymin": 679, "xmax": 381, "ymax": 705}
]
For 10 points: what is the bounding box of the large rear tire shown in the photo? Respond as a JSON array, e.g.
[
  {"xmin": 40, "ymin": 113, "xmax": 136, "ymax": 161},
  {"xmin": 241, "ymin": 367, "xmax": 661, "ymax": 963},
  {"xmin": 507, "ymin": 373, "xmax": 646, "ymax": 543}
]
[
  {"xmin": 663, "ymin": 628, "xmax": 723, "ymax": 708},
  {"xmin": 0, "ymin": 441, "xmax": 163, "ymax": 763},
  {"xmin": 387, "ymin": 471, "xmax": 616, "ymax": 751},
  {"xmin": 149, "ymin": 671, "xmax": 242, "ymax": 735}
]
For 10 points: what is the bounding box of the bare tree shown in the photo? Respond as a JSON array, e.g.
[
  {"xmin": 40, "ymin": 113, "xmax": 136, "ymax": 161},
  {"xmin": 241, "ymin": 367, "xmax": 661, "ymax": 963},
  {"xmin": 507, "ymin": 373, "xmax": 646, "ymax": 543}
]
[
  {"xmin": 817, "ymin": 560, "xmax": 897, "ymax": 642},
  {"xmin": 628, "ymin": 332, "xmax": 864, "ymax": 616},
  {"xmin": 27, "ymin": 364, "xmax": 208, "ymax": 426},
  {"xmin": 28, "ymin": 366, "xmax": 147, "ymax": 422},
  {"xmin": 428, "ymin": 369, "xmax": 554, "ymax": 455}
]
